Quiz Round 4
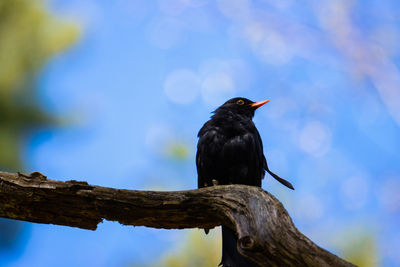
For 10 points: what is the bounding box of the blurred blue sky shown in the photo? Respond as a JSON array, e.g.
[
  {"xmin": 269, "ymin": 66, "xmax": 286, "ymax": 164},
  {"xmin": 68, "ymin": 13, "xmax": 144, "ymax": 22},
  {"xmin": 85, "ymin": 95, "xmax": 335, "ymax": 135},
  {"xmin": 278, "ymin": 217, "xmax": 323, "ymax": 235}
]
[{"xmin": 2, "ymin": 0, "xmax": 400, "ymax": 266}]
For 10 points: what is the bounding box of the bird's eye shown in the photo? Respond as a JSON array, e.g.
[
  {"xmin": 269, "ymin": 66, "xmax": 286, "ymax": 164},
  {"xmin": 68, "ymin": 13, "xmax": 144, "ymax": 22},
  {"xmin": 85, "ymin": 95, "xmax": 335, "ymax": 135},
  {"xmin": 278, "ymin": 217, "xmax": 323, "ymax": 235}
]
[{"xmin": 236, "ymin": 99, "xmax": 245, "ymax": 105}]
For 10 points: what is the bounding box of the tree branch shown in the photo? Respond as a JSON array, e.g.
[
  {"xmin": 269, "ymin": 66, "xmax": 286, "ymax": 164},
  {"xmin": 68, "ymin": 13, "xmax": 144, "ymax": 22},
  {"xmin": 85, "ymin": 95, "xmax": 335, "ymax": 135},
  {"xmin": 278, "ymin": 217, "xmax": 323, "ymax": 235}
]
[{"xmin": 0, "ymin": 171, "xmax": 354, "ymax": 267}]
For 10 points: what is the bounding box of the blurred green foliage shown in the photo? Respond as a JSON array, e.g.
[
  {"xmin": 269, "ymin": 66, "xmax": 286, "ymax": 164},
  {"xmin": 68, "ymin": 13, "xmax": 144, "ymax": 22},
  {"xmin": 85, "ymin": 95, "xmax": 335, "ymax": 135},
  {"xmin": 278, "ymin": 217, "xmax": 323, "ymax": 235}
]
[
  {"xmin": 165, "ymin": 142, "xmax": 190, "ymax": 161},
  {"xmin": 153, "ymin": 229, "xmax": 221, "ymax": 267},
  {"xmin": 339, "ymin": 232, "xmax": 378, "ymax": 267},
  {"xmin": 0, "ymin": 0, "xmax": 79, "ymax": 170},
  {"xmin": 0, "ymin": 0, "xmax": 78, "ymax": 252}
]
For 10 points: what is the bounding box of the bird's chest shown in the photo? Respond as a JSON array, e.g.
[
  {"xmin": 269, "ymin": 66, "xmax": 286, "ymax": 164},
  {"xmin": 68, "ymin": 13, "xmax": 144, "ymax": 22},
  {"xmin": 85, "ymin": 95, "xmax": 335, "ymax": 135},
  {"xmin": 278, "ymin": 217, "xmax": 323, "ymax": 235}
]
[
  {"xmin": 206, "ymin": 125, "xmax": 253, "ymax": 155},
  {"xmin": 218, "ymin": 119, "xmax": 253, "ymax": 138},
  {"xmin": 198, "ymin": 116, "xmax": 256, "ymax": 157}
]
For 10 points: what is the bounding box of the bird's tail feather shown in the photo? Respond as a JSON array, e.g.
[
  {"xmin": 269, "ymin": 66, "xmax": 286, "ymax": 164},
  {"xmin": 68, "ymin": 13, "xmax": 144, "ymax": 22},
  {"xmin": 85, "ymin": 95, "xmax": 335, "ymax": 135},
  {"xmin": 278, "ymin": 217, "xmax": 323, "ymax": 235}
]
[
  {"xmin": 264, "ymin": 159, "xmax": 294, "ymax": 190},
  {"xmin": 220, "ymin": 226, "xmax": 259, "ymax": 267},
  {"xmin": 266, "ymin": 169, "xmax": 294, "ymax": 190}
]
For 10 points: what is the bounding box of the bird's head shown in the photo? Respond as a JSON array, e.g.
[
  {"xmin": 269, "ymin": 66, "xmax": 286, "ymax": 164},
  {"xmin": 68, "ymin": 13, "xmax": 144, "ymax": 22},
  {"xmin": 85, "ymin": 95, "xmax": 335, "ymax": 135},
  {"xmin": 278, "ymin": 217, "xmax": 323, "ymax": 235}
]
[{"xmin": 214, "ymin": 97, "xmax": 270, "ymax": 118}]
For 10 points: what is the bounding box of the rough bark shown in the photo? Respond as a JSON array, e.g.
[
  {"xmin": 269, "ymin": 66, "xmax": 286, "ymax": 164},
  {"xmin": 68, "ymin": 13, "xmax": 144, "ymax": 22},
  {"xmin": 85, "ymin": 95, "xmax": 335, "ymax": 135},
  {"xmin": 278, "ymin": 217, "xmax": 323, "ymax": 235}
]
[{"xmin": 0, "ymin": 171, "xmax": 354, "ymax": 267}]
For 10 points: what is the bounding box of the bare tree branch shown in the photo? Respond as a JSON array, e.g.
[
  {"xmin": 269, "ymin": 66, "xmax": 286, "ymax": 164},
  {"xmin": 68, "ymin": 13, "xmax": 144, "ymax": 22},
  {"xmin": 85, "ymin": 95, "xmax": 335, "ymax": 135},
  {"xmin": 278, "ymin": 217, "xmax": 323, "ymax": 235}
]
[{"xmin": 0, "ymin": 171, "xmax": 354, "ymax": 267}]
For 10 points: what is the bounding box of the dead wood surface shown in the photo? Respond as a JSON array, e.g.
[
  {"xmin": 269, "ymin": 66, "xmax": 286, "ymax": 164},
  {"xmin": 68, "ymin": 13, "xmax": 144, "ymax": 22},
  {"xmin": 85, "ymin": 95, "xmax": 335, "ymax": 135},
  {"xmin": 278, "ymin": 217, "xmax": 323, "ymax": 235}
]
[{"xmin": 0, "ymin": 171, "xmax": 355, "ymax": 267}]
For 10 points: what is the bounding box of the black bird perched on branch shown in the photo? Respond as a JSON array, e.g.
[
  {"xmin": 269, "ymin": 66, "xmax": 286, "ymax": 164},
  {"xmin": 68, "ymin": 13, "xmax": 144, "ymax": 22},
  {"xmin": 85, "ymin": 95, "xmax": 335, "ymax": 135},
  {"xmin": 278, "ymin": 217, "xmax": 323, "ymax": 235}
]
[{"xmin": 196, "ymin": 97, "xmax": 294, "ymax": 267}]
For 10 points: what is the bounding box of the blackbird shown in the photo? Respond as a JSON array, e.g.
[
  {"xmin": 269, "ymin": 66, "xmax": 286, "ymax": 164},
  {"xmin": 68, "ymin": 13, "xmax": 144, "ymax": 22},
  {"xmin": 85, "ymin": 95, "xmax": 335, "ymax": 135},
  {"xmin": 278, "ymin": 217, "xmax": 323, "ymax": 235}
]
[{"xmin": 196, "ymin": 97, "xmax": 294, "ymax": 267}]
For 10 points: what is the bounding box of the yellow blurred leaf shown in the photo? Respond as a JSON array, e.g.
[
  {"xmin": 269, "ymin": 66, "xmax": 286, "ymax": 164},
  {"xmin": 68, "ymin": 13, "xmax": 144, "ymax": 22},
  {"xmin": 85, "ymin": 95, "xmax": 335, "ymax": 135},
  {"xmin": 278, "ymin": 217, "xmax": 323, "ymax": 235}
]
[
  {"xmin": 152, "ymin": 229, "xmax": 221, "ymax": 267},
  {"xmin": 0, "ymin": 0, "xmax": 79, "ymax": 170}
]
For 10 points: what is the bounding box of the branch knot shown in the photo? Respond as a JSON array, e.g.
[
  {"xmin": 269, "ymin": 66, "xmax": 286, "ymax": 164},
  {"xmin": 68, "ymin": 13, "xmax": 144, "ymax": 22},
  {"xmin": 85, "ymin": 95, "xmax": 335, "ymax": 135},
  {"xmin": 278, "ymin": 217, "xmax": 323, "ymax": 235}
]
[{"xmin": 239, "ymin": 235, "xmax": 255, "ymax": 250}]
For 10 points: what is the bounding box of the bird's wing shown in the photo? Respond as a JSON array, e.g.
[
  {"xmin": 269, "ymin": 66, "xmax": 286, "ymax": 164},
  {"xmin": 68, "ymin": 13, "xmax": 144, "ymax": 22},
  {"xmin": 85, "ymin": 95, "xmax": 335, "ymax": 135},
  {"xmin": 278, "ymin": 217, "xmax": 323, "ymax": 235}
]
[
  {"xmin": 221, "ymin": 132, "xmax": 264, "ymax": 186},
  {"xmin": 196, "ymin": 128, "xmax": 225, "ymax": 188}
]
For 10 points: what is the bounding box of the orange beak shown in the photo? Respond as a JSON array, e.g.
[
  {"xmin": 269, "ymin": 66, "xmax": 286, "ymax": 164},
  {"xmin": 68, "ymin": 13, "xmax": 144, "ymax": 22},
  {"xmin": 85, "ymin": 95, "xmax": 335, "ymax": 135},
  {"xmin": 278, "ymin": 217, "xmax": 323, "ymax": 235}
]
[{"xmin": 250, "ymin": 100, "xmax": 270, "ymax": 109}]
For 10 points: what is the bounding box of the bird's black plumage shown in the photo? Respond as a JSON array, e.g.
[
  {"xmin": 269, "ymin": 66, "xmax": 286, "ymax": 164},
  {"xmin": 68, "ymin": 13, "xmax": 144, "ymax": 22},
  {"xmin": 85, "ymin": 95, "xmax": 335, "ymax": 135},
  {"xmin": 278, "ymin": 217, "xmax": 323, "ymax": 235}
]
[{"xmin": 196, "ymin": 97, "xmax": 294, "ymax": 267}]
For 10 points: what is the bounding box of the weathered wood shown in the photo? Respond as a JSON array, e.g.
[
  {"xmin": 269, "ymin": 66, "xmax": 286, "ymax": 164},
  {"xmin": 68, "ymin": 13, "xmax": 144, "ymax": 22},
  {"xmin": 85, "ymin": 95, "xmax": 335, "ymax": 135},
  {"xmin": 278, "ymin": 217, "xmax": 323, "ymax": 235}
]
[{"xmin": 0, "ymin": 171, "xmax": 354, "ymax": 266}]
